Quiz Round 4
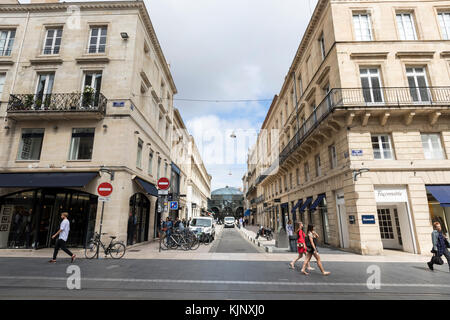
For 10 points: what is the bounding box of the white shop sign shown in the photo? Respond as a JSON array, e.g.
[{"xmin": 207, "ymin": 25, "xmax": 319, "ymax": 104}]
[{"xmin": 374, "ymin": 188, "xmax": 408, "ymax": 203}]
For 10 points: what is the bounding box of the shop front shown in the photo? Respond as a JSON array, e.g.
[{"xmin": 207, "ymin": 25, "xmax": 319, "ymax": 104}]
[
  {"xmin": 374, "ymin": 187, "xmax": 417, "ymax": 254},
  {"xmin": 0, "ymin": 188, "xmax": 98, "ymax": 249},
  {"xmin": 0, "ymin": 172, "xmax": 99, "ymax": 249},
  {"xmin": 426, "ymin": 185, "xmax": 450, "ymax": 238}
]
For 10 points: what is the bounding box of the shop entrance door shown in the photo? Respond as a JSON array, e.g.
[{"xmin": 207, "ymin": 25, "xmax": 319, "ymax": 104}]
[
  {"xmin": 377, "ymin": 206, "xmax": 403, "ymax": 250},
  {"xmin": 336, "ymin": 192, "xmax": 349, "ymax": 249}
]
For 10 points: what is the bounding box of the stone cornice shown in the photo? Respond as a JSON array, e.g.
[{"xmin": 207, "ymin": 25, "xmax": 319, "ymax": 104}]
[{"xmin": 0, "ymin": 0, "xmax": 177, "ymax": 94}]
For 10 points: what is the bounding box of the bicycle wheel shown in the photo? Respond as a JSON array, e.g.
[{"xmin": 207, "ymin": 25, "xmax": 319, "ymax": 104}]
[
  {"xmin": 109, "ymin": 242, "xmax": 126, "ymax": 259},
  {"xmin": 169, "ymin": 235, "xmax": 179, "ymax": 250},
  {"xmin": 85, "ymin": 241, "xmax": 99, "ymax": 259},
  {"xmin": 203, "ymin": 235, "xmax": 212, "ymax": 245},
  {"xmin": 190, "ymin": 237, "xmax": 200, "ymax": 250}
]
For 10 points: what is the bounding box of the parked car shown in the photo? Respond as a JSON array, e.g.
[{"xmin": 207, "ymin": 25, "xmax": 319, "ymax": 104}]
[
  {"xmin": 189, "ymin": 217, "xmax": 215, "ymax": 239},
  {"xmin": 224, "ymin": 216, "xmax": 236, "ymax": 228}
]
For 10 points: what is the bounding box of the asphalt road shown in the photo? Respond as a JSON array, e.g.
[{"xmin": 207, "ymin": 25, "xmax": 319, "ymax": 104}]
[
  {"xmin": 0, "ymin": 228, "xmax": 449, "ymax": 300},
  {"xmin": 209, "ymin": 226, "xmax": 263, "ymax": 254}
]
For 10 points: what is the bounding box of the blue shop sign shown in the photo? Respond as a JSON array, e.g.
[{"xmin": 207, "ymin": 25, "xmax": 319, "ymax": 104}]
[
  {"xmin": 362, "ymin": 215, "xmax": 376, "ymax": 224},
  {"xmin": 351, "ymin": 149, "xmax": 363, "ymax": 156},
  {"xmin": 113, "ymin": 101, "xmax": 125, "ymax": 107}
]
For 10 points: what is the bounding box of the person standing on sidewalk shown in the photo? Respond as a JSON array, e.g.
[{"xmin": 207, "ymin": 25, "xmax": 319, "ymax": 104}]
[
  {"xmin": 286, "ymin": 220, "xmax": 296, "ymax": 252},
  {"xmin": 49, "ymin": 212, "xmax": 75, "ymax": 263},
  {"xmin": 289, "ymin": 222, "xmax": 313, "ymax": 271},
  {"xmin": 301, "ymin": 224, "xmax": 330, "ymax": 276},
  {"xmin": 427, "ymin": 222, "xmax": 450, "ymax": 271}
]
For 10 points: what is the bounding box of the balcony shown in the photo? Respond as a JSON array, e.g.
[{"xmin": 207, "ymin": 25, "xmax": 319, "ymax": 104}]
[
  {"xmin": 261, "ymin": 86, "xmax": 450, "ymax": 180},
  {"xmin": 7, "ymin": 92, "xmax": 107, "ymax": 120}
]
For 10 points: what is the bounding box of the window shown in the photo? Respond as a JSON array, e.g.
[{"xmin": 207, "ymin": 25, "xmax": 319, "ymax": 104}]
[
  {"xmin": 157, "ymin": 157, "xmax": 161, "ymax": 180},
  {"xmin": 35, "ymin": 73, "xmax": 54, "ymax": 101},
  {"xmin": 148, "ymin": 151, "xmax": 154, "ymax": 175},
  {"xmin": 296, "ymin": 168, "xmax": 300, "ymax": 185},
  {"xmin": 360, "ymin": 68, "xmax": 383, "ymax": 103},
  {"xmin": 136, "ymin": 139, "xmax": 143, "ymax": 168},
  {"xmin": 88, "ymin": 26, "xmax": 107, "ymax": 53},
  {"xmin": 0, "ymin": 73, "xmax": 5, "ymax": 98},
  {"xmin": 42, "ymin": 28, "xmax": 62, "ymax": 55},
  {"xmin": 304, "ymin": 163, "xmax": 310, "ymax": 182},
  {"xmin": 371, "ymin": 134, "xmax": 394, "ymax": 160},
  {"xmin": 438, "ymin": 12, "xmax": 450, "ymax": 39},
  {"xmin": 164, "ymin": 162, "xmax": 168, "ymax": 178},
  {"xmin": 353, "ymin": 13, "xmax": 373, "ymax": 41},
  {"xmin": 315, "ymin": 154, "xmax": 321, "ymax": 177},
  {"xmin": 421, "ymin": 134, "xmax": 445, "ymax": 160},
  {"xmin": 0, "ymin": 30, "xmax": 15, "ymax": 56},
  {"xmin": 17, "ymin": 129, "xmax": 44, "ymax": 160},
  {"xmin": 289, "ymin": 173, "xmax": 293, "ymax": 190},
  {"xmin": 319, "ymin": 33, "xmax": 326, "ymax": 60},
  {"xmin": 396, "ymin": 13, "xmax": 417, "ymax": 40},
  {"xmin": 324, "ymin": 84, "xmax": 332, "ymax": 108},
  {"xmin": 69, "ymin": 128, "xmax": 95, "ymax": 160},
  {"xmin": 329, "ymin": 144, "xmax": 338, "ymax": 169},
  {"xmin": 83, "ymin": 72, "xmax": 103, "ymax": 107},
  {"xmin": 406, "ymin": 67, "xmax": 430, "ymax": 102},
  {"xmin": 298, "ymin": 77, "xmax": 304, "ymax": 97}
]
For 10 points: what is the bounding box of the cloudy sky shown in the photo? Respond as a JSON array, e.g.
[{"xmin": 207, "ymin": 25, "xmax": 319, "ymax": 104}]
[{"xmin": 145, "ymin": 0, "xmax": 318, "ymax": 191}]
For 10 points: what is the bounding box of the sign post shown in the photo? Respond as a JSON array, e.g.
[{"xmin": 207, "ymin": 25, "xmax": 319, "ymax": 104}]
[
  {"xmin": 157, "ymin": 178, "xmax": 170, "ymax": 253},
  {"xmin": 97, "ymin": 182, "xmax": 113, "ymax": 259}
]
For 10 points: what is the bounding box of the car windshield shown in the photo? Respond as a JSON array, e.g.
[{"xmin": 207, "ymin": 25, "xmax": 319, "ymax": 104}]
[
  {"xmin": 191, "ymin": 218, "xmax": 212, "ymax": 227},
  {"xmin": 224, "ymin": 218, "xmax": 234, "ymax": 222}
]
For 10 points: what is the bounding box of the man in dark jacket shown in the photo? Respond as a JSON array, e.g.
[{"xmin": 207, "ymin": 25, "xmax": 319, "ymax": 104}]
[{"xmin": 428, "ymin": 222, "xmax": 450, "ymax": 271}]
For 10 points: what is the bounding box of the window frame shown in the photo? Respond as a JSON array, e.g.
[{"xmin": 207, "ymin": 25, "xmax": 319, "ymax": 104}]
[
  {"xmin": 396, "ymin": 12, "xmax": 418, "ymax": 40},
  {"xmin": 371, "ymin": 134, "xmax": 395, "ymax": 160},
  {"xmin": 42, "ymin": 27, "xmax": 63, "ymax": 55},
  {"xmin": 0, "ymin": 29, "xmax": 15, "ymax": 56},
  {"xmin": 17, "ymin": 128, "xmax": 45, "ymax": 161},
  {"xmin": 352, "ymin": 12, "xmax": 373, "ymax": 41},
  {"xmin": 421, "ymin": 133, "xmax": 446, "ymax": 160},
  {"xmin": 87, "ymin": 25, "xmax": 108, "ymax": 54},
  {"xmin": 438, "ymin": 11, "xmax": 450, "ymax": 40},
  {"xmin": 136, "ymin": 138, "xmax": 143, "ymax": 169},
  {"xmin": 68, "ymin": 128, "xmax": 95, "ymax": 161}
]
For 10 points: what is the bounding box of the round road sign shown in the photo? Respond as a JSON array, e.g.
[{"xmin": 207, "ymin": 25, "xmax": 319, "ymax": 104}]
[
  {"xmin": 97, "ymin": 182, "xmax": 113, "ymax": 197},
  {"xmin": 157, "ymin": 178, "xmax": 170, "ymax": 190}
]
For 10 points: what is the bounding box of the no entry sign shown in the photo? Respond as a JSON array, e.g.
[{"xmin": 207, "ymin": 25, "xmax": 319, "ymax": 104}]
[
  {"xmin": 157, "ymin": 178, "xmax": 170, "ymax": 190},
  {"xmin": 97, "ymin": 182, "xmax": 113, "ymax": 197}
]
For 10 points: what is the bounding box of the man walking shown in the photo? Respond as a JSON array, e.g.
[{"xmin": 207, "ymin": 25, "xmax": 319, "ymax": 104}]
[
  {"xmin": 427, "ymin": 222, "xmax": 450, "ymax": 271},
  {"xmin": 49, "ymin": 212, "xmax": 75, "ymax": 263}
]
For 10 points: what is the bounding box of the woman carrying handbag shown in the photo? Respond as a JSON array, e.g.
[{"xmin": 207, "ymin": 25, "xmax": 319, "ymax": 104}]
[
  {"xmin": 301, "ymin": 224, "xmax": 330, "ymax": 276},
  {"xmin": 427, "ymin": 222, "xmax": 450, "ymax": 272}
]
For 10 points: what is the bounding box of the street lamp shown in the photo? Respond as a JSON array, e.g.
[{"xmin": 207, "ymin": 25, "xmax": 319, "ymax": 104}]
[
  {"xmin": 353, "ymin": 168, "xmax": 370, "ymax": 181},
  {"xmin": 99, "ymin": 166, "xmax": 115, "ymax": 181}
]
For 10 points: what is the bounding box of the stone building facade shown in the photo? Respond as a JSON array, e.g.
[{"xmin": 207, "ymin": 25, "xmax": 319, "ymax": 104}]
[
  {"xmin": 0, "ymin": 0, "xmax": 209, "ymax": 249},
  {"xmin": 246, "ymin": 0, "xmax": 450, "ymax": 255}
]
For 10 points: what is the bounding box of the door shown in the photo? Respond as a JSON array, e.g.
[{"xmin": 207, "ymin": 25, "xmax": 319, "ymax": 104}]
[
  {"xmin": 377, "ymin": 206, "xmax": 403, "ymax": 250},
  {"xmin": 35, "ymin": 73, "xmax": 54, "ymax": 109},
  {"xmin": 360, "ymin": 68, "xmax": 383, "ymax": 103},
  {"xmin": 336, "ymin": 192, "xmax": 349, "ymax": 248},
  {"xmin": 406, "ymin": 67, "xmax": 430, "ymax": 102},
  {"xmin": 82, "ymin": 72, "xmax": 102, "ymax": 107}
]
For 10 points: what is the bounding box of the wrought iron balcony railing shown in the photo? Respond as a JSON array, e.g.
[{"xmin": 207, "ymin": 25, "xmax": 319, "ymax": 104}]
[
  {"xmin": 7, "ymin": 92, "xmax": 107, "ymax": 114},
  {"xmin": 260, "ymin": 86, "xmax": 450, "ymax": 181}
]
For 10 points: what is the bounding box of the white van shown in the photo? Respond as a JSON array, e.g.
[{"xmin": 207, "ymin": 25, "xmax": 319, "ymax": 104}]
[
  {"xmin": 224, "ymin": 216, "xmax": 236, "ymax": 228},
  {"xmin": 189, "ymin": 217, "xmax": 215, "ymax": 239}
]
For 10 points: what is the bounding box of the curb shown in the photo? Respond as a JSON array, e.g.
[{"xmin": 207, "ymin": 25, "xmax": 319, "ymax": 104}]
[{"xmin": 238, "ymin": 227, "xmax": 274, "ymax": 253}]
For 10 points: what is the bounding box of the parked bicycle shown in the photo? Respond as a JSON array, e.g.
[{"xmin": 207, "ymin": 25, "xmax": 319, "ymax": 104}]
[{"xmin": 85, "ymin": 232, "xmax": 126, "ymax": 259}]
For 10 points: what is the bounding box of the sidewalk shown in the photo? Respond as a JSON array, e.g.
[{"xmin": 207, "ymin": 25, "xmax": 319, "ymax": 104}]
[{"xmin": 237, "ymin": 224, "xmax": 434, "ymax": 263}]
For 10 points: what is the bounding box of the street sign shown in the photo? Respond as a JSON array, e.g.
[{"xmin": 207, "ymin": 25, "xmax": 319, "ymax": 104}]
[
  {"xmin": 158, "ymin": 189, "xmax": 169, "ymax": 195},
  {"xmin": 98, "ymin": 197, "xmax": 111, "ymax": 202},
  {"xmin": 97, "ymin": 182, "xmax": 113, "ymax": 197},
  {"xmin": 170, "ymin": 201, "xmax": 178, "ymax": 210},
  {"xmin": 351, "ymin": 149, "xmax": 363, "ymax": 156},
  {"xmin": 362, "ymin": 215, "xmax": 376, "ymax": 224},
  {"xmin": 157, "ymin": 177, "xmax": 170, "ymax": 190}
]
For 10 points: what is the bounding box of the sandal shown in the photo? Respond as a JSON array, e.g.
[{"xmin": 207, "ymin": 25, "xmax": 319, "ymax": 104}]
[
  {"xmin": 322, "ymin": 271, "xmax": 331, "ymax": 276},
  {"xmin": 307, "ymin": 267, "xmax": 315, "ymax": 271},
  {"xmin": 288, "ymin": 263, "xmax": 295, "ymax": 270},
  {"xmin": 301, "ymin": 270, "xmax": 309, "ymax": 275}
]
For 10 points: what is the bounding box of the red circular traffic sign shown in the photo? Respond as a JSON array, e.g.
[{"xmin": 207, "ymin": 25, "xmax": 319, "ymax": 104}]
[
  {"xmin": 157, "ymin": 178, "xmax": 170, "ymax": 190},
  {"xmin": 97, "ymin": 182, "xmax": 113, "ymax": 197}
]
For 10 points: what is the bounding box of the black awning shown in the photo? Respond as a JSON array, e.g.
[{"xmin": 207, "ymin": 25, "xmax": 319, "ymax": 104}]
[
  {"xmin": 134, "ymin": 177, "xmax": 158, "ymax": 197},
  {"xmin": 291, "ymin": 199, "xmax": 303, "ymax": 214},
  {"xmin": 0, "ymin": 172, "xmax": 98, "ymax": 188},
  {"xmin": 299, "ymin": 197, "xmax": 313, "ymax": 212}
]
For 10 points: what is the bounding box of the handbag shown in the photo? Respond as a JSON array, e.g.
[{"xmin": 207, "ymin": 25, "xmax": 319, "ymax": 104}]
[{"xmin": 432, "ymin": 253, "xmax": 444, "ymax": 266}]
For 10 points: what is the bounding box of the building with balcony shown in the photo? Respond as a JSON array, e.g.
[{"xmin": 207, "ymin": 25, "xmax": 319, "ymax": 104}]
[
  {"xmin": 249, "ymin": 0, "xmax": 450, "ymax": 255},
  {"xmin": 0, "ymin": 0, "xmax": 181, "ymax": 249}
]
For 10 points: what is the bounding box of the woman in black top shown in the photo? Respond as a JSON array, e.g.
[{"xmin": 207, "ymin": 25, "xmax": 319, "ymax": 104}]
[{"xmin": 300, "ymin": 224, "xmax": 330, "ymax": 276}]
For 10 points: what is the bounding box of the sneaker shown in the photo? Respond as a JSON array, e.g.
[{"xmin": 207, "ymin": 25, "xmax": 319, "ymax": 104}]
[{"xmin": 427, "ymin": 261, "xmax": 434, "ymax": 271}]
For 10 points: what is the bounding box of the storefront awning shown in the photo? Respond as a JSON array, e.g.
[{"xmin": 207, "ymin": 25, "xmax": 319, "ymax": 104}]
[
  {"xmin": 291, "ymin": 199, "xmax": 303, "ymax": 214},
  {"xmin": 309, "ymin": 194, "xmax": 326, "ymax": 212},
  {"xmin": 244, "ymin": 209, "xmax": 251, "ymax": 216},
  {"xmin": 299, "ymin": 197, "xmax": 313, "ymax": 212},
  {"xmin": 134, "ymin": 178, "xmax": 158, "ymax": 197},
  {"xmin": 426, "ymin": 185, "xmax": 450, "ymax": 207},
  {"xmin": 0, "ymin": 172, "xmax": 97, "ymax": 188}
]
